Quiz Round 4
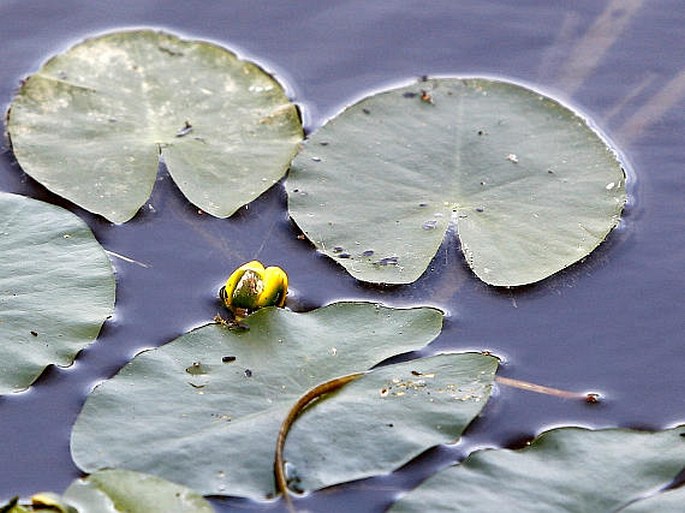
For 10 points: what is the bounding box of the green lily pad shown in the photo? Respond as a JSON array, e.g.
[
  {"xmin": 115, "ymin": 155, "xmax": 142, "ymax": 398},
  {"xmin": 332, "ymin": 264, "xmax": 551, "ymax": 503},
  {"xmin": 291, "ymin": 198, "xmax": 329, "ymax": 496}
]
[
  {"xmin": 620, "ymin": 485, "xmax": 685, "ymax": 513},
  {"xmin": 63, "ymin": 469, "xmax": 215, "ymax": 513},
  {"xmin": 0, "ymin": 469, "xmax": 214, "ymax": 513},
  {"xmin": 70, "ymin": 303, "xmax": 491, "ymax": 499},
  {"xmin": 0, "ymin": 192, "xmax": 115, "ymax": 394},
  {"xmin": 389, "ymin": 425, "xmax": 685, "ymax": 512},
  {"xmin": 287, "ymin": 78, "xmax": 626, "ymax": 286},
  {"xmin": 6, "ymin": 29, "xmax": 303, "ymax": 223},
  {"xmin": 282, "ymin": 352, "xmax": 497, "ymax": 493}
]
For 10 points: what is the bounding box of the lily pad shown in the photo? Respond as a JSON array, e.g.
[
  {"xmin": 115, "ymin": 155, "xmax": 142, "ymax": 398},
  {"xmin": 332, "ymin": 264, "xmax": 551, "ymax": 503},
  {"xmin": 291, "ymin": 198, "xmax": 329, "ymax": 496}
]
[
  {"xmin": 282, "ymin": 352, "xmax": 497, "ymax": 493},
  {"xmin": 0, "ymin": 192, "xmax": 115, "ymax": 394},
  {"xmin": 287, "ymin": 78, "xmax": 626, "ymax": 286},
  {"xmin": 63, "ymin": 469, "xmax": 215, "ymax": 513},
  {"xmin": 70, "ymin": 303, "xmax": 484, "ymax": 499},
  {"xmin": 6, "ymin": 29, "xmax": 303, "ymax": 223},
  {"xmin": 0, "ymin": 469, "xmax": 214, "ymax": 512},
  {"xmin": 389, "ymin": 425, "xmax": 685, "ymax": 512}
]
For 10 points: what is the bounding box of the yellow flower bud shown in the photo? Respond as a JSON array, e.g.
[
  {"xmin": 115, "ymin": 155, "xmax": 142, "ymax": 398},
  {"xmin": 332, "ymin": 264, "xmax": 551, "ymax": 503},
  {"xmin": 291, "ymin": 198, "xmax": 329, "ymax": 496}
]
[
  {"xmin": 219, "ymin": 260, "xmax": 288, "ymax": 318},
  {"xmin": 30, "ymin": 493, "xmax": 76, "ymax": 513}
]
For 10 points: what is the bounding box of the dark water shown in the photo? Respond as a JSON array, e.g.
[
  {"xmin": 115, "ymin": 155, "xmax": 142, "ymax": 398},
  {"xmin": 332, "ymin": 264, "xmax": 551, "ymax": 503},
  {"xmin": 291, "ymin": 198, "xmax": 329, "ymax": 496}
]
[{"xmin": 1, "ymin": 1, "xmax": 685, "ymax": 511}]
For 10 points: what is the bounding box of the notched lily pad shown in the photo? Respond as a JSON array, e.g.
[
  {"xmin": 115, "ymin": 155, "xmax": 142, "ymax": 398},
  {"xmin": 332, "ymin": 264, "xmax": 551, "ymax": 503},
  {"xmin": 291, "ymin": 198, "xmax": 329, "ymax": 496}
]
[
  {"xmin": 287, "ymin": 78, "xmax": 626, "ymax": 286},
  {"xmin": 389, "ymin": 425, "xmax": 685, "ymax": 512},
  {"xmin": 6, "ymin": 29, "xmax": 303, "ymax": 223},
  {"xmin": 70, "ymin": 303, "xmax": 494, "ymax": 499},
  {"xmin": 0, "ymin": 192, "xmax": 115, "ymax": 395},
  {"xmin": 0, "ymin": 469, "xmax": 214, "ymax": 513}
]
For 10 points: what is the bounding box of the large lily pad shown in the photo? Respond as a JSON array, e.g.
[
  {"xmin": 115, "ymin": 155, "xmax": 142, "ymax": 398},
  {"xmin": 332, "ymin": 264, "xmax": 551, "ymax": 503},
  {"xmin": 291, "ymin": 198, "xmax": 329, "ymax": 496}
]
[
  {"xmin": 70, "ymin": 303, "xmax": 490, "ymax": 499},
  {"xmin": 0, "ymin": 469, "xmax": 214, "ymax": 512},
  {"xmin": 389, "ymin": 425, "xmax": 685, "ymax": 512},
  {"xmin": 287, "ymin": 78, "xmax": 626, "ymax": 286},
  {"xmin": 0, "ymin": 192, "xmax": 115, "ymax": 394},
  {"xmin": 7, "ymin": 29, "xmax": 303, "ymax": 223}
]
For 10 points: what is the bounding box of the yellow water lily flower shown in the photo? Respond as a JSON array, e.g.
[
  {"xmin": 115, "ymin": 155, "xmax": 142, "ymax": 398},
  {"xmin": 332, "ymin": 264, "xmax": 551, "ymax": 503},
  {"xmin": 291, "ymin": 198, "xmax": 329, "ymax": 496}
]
[{"xmin": 219, "ymin": 260, "xmax": 288, "ymax": 318}]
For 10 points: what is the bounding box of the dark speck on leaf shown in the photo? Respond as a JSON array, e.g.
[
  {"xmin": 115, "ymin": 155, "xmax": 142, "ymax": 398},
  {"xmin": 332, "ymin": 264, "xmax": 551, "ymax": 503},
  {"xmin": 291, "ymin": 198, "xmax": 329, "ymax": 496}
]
[
  {"xmin": 362, "ymin": 108, "xmax": 371, "ymax": 115},
  {"xmin": 222, "ymin": 356, "xmax": 236, "ymax": 363},
  {"xmin": 338, "ymin": 252, "xmax": 351, "ymax": 259},
  {"xmin": 419, "ymin": 202, "xmax": 428, "ymax": 207},
  {"xmin": 30, "ymin": 331, "xmax": 38, "ymax": 337},
  {"xmin": 175, "ymin": 120, "xmax": 193, "ymax": 137},
  {"xmin": 386, "ymin": 423, "xmax": 395, "ymax": 428},
  {"xmin": 319, "ymin": 141, "xmax": 329, "ymax": 146},
  {"xmin": 403, "ymin": 92, "xmax": 418, "ymax": 98},
  {"xmin": 332, "ymin": 246, "xmax": 344, "ymax": 253},
  {"xmin": 362, "ymin": 249, "xmax": 375, "ymax": 257},
  {"xmin": 475, "ymin": 207, "xmax": 484, "ymax": 213},
  {"xmin": 158, "ymin": 45, "xmax": 184, "ymax": 57},
  {"xmin": 420, "ymin": 90, "xmax": 433, "ymax": 103},
  {"xmin": 244, "ymin": 369, "xmax": 253, "ymax": 378},
  {"xmin": 379, "ymin": 256, "xmax": 399, "ymax": 266}
]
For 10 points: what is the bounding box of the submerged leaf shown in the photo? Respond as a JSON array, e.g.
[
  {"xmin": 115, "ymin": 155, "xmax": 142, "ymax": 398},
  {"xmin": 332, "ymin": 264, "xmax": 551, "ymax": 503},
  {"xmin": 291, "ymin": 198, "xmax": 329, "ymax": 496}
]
[
  {"xmin": 389, "ymin": 425, "xmax": 685, "ymax": 512},
  {"xmin": 71, "ymin": 303, "xmax": 444, "ymax": 498},
  {"xmin": 287, "ymin": 78, "xmax": 626, "ymax": 286},
  {"xmin": 7, "ymin": 29, "xmax": 303, "ymax": 223},
  {"xmin": 0, "ymin": 192, "xmax": 115, "ymax": 394}
]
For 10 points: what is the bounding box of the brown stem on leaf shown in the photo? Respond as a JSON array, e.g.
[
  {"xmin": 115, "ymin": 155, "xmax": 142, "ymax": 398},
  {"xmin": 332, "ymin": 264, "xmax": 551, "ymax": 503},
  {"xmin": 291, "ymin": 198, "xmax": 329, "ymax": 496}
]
[{"xmin": 274, "ymin": 372, "xmax": 365, "ymax": 509}]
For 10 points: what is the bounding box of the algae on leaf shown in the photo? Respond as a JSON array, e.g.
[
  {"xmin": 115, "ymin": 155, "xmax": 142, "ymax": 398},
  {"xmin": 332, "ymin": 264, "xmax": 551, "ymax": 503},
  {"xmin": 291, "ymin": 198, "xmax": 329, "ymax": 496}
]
[
  {"xmin": 0, "ymin": 192, "xmax": 115, "ymax": 394},
  {"xmin": 389, "ymin": 425, "xmax": 685, "ymax": 512},
  {"xmin": 7, "ymin": 29, "xmax": 303, "ymax": 223},
  {"xmin": 71, "ymin": 304, "xmax": 496, "ymax": 500},
  {"xmin": 287, "ymin": 78, "xmax": 626, "ymax": 286}
]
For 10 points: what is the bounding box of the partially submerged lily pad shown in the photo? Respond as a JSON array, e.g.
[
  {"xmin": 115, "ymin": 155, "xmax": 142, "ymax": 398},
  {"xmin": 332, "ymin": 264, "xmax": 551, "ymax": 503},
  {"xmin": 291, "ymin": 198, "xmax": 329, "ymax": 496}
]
[
  {"xmin": 7, "ymin": 29, "xmax": 303, "ymax": 223},
  {"xmin": 389, "ymin": 425, "xmax": 685, "ymax": 512},
  {"xmin": 0, "ymin": 192, "xmax": 115, "ymax": 394},
  {"xmin": 71, "ymin": 303, "xmax": 497, "ymax": 499},
  {"xmin": 287, "ymin": 78, "xmax": 626, "ymax": 286},
  {"xmin": 0, "ymin": 469, "xmax": 214, "ymax": 512}
]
